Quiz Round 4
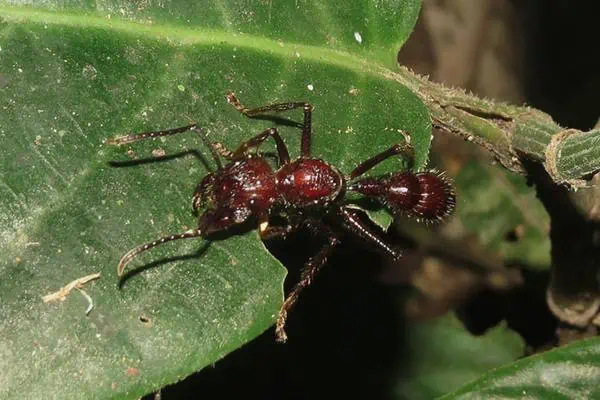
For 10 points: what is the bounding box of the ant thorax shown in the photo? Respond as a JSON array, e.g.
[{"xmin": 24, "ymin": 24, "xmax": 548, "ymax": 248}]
[{"xmin": 276, "ymin": 158, "xmax": 345, "ymax": 207}]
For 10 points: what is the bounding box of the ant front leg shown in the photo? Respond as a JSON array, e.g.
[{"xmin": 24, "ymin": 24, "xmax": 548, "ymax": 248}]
[
  {"xmin": 108, "ymin": 124, "xmax": 225, "ymax": 170},
  {"xmin": 275, "ymin": 218, "xmax": 341, "ymax": 343},
  {"xmin": 107, "ymin": 123, "xmax": 198, "ymax": 146},
  {"xmin": 226, "ymin": 92, "xmax": 313, "ymax": 157}
]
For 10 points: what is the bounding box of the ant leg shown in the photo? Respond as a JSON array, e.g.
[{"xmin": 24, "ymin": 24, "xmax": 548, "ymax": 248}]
[
  {"xmin": 275, "ymin": 218, "xmax": 341, "ymax": 343},
  {"xmin": 349, "ymin": 141, "xmax": 415, "ymax": 180},
  {"xmin": 116, "ymin": 228, "xmax": 203, "ymax": 277},
  {"xmin": 190, "ymin": 127, "xmax": 225, "ymax": 170},
  {"xmin": 335, "ymin": 206, "xmax": 402, "ymax": 261},
  {"xmin": 211, "ymin": 141, "xmax": 235, "ymax": 160},
  {"xmin": 108, "ymin": 124, "xmax": 224, "ymax": 170},
  {"xmin": 227, "ymin": 92, "xmax": 313, "ymax": 157},
  {"xmin": 107, "ymin": 123, "xmax": 198, "ymax": 145},
  {"xmin": 232, "ymin": 127, "xmax": 291, "ymax": 165}
]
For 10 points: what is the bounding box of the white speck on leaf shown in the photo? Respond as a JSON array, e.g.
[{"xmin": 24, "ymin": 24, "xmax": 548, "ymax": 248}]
[
  {"xmin": 307, "ymin": 84, "xmax": 314, "ymax": 91},
  {"xmin": 354, "ymin": 32, "xmax": 363, "ymax": 44}
]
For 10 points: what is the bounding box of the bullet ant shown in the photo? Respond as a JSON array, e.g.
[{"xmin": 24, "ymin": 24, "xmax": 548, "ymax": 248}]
[{"xmin": 108, "ymin": 92, "xmax": 456, "ymax": 342}]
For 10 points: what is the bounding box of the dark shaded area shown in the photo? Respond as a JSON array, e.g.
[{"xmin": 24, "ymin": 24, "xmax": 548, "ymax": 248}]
[
  {"xmin": 456, "ymin": 269, "xmax": 558, "ymax": 350},
  {"xmin": 513, "ymin": 0, "xmax": 600, "ymax": 129}
]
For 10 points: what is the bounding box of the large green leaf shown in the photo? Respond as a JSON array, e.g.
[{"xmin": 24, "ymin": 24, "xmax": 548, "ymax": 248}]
[
  {"xmin": 442, "ymin": 336, "xmax": 600, "ymax": 399},
  {"xmin": 0, "ymin": 1, "xmax": 428, "ymax": 398}
]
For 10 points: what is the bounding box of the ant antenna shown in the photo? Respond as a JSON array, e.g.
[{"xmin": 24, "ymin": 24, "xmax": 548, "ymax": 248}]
[{"xmin": 117, "ymin": 229, "xmax": 203, "ymax": 277}]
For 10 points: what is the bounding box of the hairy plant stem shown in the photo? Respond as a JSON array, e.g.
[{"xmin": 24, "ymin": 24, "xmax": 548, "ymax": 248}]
[{"xmin": 386, "ymin": 66, "xmax": 600, "ymax": 188}]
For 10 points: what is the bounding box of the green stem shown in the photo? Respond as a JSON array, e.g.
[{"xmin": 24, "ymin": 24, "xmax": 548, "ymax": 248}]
[{"xmin": 386, "ymin": 65, "xmax": 600, "ymax": 187}]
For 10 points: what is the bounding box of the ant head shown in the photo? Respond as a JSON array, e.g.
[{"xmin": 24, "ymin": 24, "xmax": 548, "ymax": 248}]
[{"xmin": 198, "ymin": 206, "xmax": 252, "ymax": 235}]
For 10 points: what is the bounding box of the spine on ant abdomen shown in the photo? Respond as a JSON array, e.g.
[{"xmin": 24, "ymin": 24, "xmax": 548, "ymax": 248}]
[{"xmin": 349, "ymin": 171, "xmax": 456, "ymax": 221}]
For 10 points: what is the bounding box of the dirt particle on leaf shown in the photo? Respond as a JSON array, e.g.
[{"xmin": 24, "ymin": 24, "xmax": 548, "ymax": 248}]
[
  {"xmin": 42, "ymin": 272, "xmax": 101, "ymax": 314},
  {"xmin": 126, "ymin": 367, "xmax": 140, "ymax": 377},
  {"xmin": 82, "ymin": 64, "xmax": 98, "ymax": 80},
  {"xmin": 124, "ymin": 46, "xmax": 143, "ymax": 65},
  {"xmin": 152, "ymin": 148, "xmax": 166, "ymax": 157}
]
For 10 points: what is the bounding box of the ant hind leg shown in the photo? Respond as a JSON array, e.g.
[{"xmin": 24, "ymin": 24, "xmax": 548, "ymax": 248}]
[
  {"xmin": 349, "ymin": 138, "xmax": 415, "ymax": 180},
  {"xmin": 275, "ymin": 218, "xmax": 341, "ymax": 343}
]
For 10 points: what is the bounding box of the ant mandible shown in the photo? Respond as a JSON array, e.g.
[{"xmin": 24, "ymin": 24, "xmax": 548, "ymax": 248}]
[{"xmin": 108, "ymin": 92, "xmax": 456, "ymax": 343}]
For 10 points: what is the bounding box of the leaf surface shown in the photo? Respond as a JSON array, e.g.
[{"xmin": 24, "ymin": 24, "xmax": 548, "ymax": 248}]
[{"xmin": 0, "ymin": 1, "xmax": 428, "ymax": 398}]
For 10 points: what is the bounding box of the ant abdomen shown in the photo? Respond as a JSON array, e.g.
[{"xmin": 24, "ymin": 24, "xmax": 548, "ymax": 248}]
[{"xmin": 350, "ymin": 171, "xmax": 456, "ymax": 221}]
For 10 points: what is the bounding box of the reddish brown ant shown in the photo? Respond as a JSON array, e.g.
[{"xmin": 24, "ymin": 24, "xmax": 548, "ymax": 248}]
[{"xmin": 108, "ymin": 92, "xmax": 456, "ymax": 343}]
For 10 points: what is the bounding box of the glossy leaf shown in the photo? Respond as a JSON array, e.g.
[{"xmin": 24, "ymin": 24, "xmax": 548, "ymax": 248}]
[
  {"xmin": 0, "ymin": 1, "xmax": 428, "ymax": 398},
  {"xmin": 396, "ymin": 313, "xmax": 525, "ymax": 399},
  {"xmin": 442, "ymin": 336, "xmax": 600, "ymax": 399}
]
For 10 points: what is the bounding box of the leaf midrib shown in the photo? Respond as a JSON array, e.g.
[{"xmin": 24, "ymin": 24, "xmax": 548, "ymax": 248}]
[{"xmin": 0, "ymin": 6, "xmax": 391, "ymax": 76}]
